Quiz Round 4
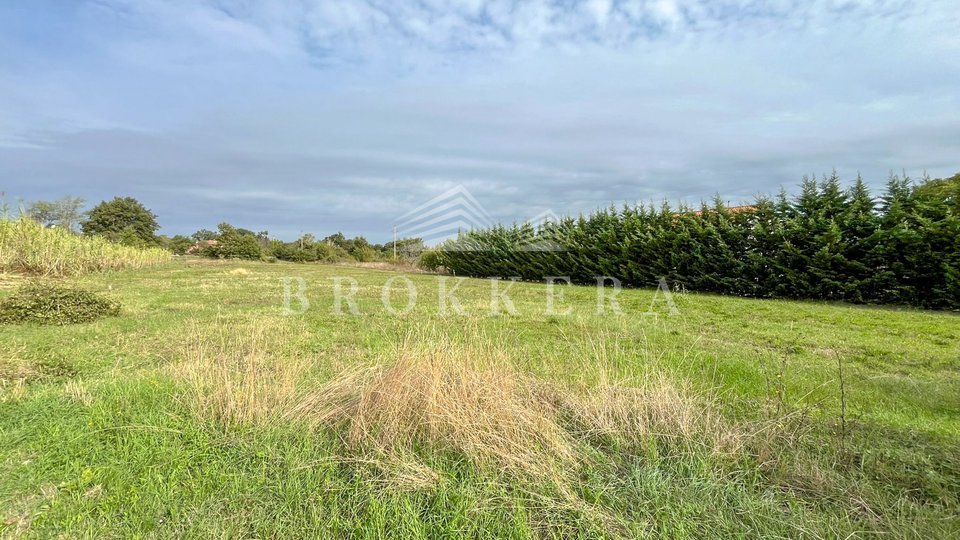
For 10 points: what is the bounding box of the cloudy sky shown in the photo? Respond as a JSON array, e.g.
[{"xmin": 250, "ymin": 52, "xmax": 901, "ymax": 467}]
[{"xmin": 1, "ymin": 0, "xmax": 958, "ymax": 241}]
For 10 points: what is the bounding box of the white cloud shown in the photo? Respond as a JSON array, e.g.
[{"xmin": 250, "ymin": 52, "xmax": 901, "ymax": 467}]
[
  {"xmin": 586, "ymin": 0, "xmax": 613, "ymax": 26},
  {"xmin": 652, "ymin": 0, "xmax": 681, "ymax": 26},
  {"xmin": 0, "ymin": 0, "xmax": 958, "ymax": 238}
]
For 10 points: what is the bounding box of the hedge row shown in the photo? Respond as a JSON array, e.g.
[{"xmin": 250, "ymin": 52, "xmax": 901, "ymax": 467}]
[{"xmin": 437, "ymin": 172, "xmax": 960, "ymax": 309}]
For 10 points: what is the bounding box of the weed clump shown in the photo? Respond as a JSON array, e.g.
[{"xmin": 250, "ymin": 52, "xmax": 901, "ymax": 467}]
[{"xmin": 0, "ymin": 283, "xmax": 120, "ymax": 325}]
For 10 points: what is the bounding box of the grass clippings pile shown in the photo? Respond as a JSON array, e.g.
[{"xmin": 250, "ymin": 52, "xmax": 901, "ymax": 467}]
[{"xmin": 0, "ymin": 282, "xmax": 120, "ymax": 325}]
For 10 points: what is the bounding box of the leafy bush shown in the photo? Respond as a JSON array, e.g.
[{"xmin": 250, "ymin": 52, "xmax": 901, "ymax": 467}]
[
  {"xmin": 350, "ymin": 245, "xmax": 378, "ymax": 262},
  {"xmin": 418, "ymin": 249, "xmax": 444, "ymax": 271},
  {"xmin": 0, "ymin": 283, "xmax": 121, "ymax": 325},
  {"xmin": 213, "ymin": 234, "xmax": 262, "ymax": 260},
  {"xmin": 198, "ymin": 223, "xmax": 263, "ymax": 260},
  {"xmin": 165, "ymin": 235, "xmax": 194, "ymax": 255}
]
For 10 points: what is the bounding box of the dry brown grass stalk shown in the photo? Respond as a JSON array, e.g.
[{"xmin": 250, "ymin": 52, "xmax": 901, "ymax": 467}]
[
  {"xmin": 170, "ymin": 317, "xmax": 311, "ymax": 429},
  {"xmin": 171, "ymin": 323, "xmax": 748, "ymax": 506},
  {"xmin": 64, "ymin": 379, "xmax": 94, "ymax": 406},
  {"xmin": 286, "ymin": 337, "xmax": 577, "ymax": 479},
  {"xmin": 537, "ymin": 374, "xmax": 741, "ymax": 456},
  {"xmin": 285, "ymin": 333, "xmax": 743, "ymax": 481}
]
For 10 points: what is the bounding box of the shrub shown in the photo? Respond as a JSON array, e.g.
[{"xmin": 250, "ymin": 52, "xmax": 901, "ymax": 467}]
[
  {"xmin": 0, "ymin": 283, "xmax": 121, "ymax": 325},
  {"xmin": 166, "ymin": 235, "xmax": 194, "ymax": 255},
  {"xmin": 202, "ymin": 223, "xmax": 263, "ymax": 260},
  {"xmin": 318, "ymin": 243, "xmax": 350, "ymax": 263},
  {"xmin": 350, "ymin": 245, "xmax": 378, "ymax": 262},
  {"xmin": 215, "ymin": 234, "xmax": 263, "ymax": 259},
  {"xmin": 418, "ymin": 249, "xmax": 444, "ymax": 271}
]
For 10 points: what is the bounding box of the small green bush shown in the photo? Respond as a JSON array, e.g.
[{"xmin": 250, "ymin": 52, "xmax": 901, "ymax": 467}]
[
  {"xmin": 0, "ymin": 283, "xmax": 121, "ymax": 325},
  {"xmin": 418, "ymin": 249, "xmax": 444, "ymax": 271}
]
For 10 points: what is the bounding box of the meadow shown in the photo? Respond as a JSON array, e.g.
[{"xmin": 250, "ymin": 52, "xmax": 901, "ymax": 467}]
[{"xmin": 1, "ymin": 259, "xmax": 958, "ymax": 538}]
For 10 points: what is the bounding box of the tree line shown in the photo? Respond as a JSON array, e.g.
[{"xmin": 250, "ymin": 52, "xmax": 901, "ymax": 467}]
[
  {"xmin": 181, "ymin": 223, "xmax": 425, "ymax": 263},
  {"xmin": 19, "ymin": 196, "xmax": 423, "ymax": 264},
  {"xmin": 433, "ymin": 171, "xmax": 960, "ymax": 310}
]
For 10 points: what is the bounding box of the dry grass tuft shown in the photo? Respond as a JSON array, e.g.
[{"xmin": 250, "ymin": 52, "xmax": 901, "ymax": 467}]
[
  {"xmin": 538, "ymin": 374, "xmax": 742, "ymax": 456},
  {"xmin": 1, "ymin": 343, "xmax": 33, "ymax": 403},
  {"xmin": 278, "ymin": 333, "xmax": 744, "ymax": 534},
  {"xmin": 359, "ymin": 455, "xmax": 444, "ymax": 492},
  {"xmin": 227, "ymin": 268, "xmax": 250, "ymax": 276},
  {"xmin": 84, "ymin": 484, "xmax": 104, "ymax": 500},
  {"xmin": 285, "ymin": 334, "xmax": 741, "ymax": 485},
  {"xmin": 64, "ymin": 379, "xmax": 93, "ymax": 406},
  {"xmin": 0, "ymin": 343, "xmax": 34, "ymax": 382},
  {"xmin": 287, "ymin": 338, "xmax": 577, "ymax": 478},
  {"xmin": 170, "ymin": 323, "xmax": 746, "ymax": 514},
  {"xmin": 0, "ymin": 272, "xmax": 26, "ymax": 290},
  {"xmin": 168, "ymin": 325, "xmax": 757, "ymax": 534},
  {"xmin": 0, "ymin": 378, "xmax": 28, "ymax": 404},
  {"xmin": 170, "ymin": 317, "xmax": 311, "ymax": 429}
]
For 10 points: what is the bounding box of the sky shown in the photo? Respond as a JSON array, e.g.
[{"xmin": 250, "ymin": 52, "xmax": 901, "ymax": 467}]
[{"xmin": 1, "ymin": 0, "xmax": 958, "ymax": 242}]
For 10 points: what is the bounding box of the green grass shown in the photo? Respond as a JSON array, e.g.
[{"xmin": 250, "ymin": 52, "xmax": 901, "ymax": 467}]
[{"xmin": 1, "ymin": 259, "xmax": 958, "ymax": 538}]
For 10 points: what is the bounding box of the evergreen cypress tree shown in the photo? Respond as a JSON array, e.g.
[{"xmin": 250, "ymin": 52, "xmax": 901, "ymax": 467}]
[
  {"xmin": 867, "ymin": 173, "xmax": 919, "ymax": 303},
  {"xmin": 805, "ymin": 171, "xmax": 852, "ymax": 299},
  {"xmin": 819, "ymin": 170, "xmax": 848, "ymax": 220},
  {"xmin": 838, "ymin": 174, "xmax": 879, "ymax": 301}
]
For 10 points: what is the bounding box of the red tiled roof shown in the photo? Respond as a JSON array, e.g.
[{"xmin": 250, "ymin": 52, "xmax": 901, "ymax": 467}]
[{"xmin": 186, "ymin": 239, "xmax": 218, "ymax": 253}]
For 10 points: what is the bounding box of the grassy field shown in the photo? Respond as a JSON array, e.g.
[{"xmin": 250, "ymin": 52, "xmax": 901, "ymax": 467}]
[{"xmin": 1, "ymin": 259, "xmax": 958, "ymax": 538}]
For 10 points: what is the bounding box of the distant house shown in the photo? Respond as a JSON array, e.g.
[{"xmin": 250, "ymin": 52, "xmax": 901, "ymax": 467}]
[{"xmin": 186, "ymin": 239, "xmax": 218, "ymax": 254}]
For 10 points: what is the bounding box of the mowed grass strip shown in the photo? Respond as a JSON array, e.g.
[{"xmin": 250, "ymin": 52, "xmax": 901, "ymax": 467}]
[{"xmin": 0, "ymin": 260, "xmax": 958, "ymax": 537}]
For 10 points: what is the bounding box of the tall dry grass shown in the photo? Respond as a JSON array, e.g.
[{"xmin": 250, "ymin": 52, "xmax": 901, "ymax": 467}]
[
  {"xmin": 169, "ymin": 317, "xmax": 312, "ymax": 430},
  {"xmin": 287, "ymin": 337, "xmax": 741, "ymax": 479},
  {"xmin": 171, "ymin": 320, "xmax": 740, "ymax": 479},
  {"xmin": 0, "ymin": 217, "xmax": 170, "ymax": 277},
  {"xmin": 169, "ymin": 322, "xmax": 757, "ymax": 532},
  {"xmin": 287, "ymin": 338, "xmax": 580, "ymax": 478}
]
